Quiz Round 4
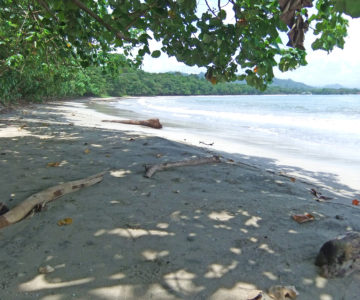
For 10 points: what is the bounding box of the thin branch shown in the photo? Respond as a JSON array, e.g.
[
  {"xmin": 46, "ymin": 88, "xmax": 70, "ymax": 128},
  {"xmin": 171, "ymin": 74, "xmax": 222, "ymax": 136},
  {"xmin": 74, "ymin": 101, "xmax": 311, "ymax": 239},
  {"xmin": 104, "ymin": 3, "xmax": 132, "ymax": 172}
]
[
  {"xmin": 205, "ymin": 0, "xmax": 218, "ymax": 18},
  {"xmin": 70, "ymin": 0, "xmax": 132, "ymax": 42},
  {"xmin": 124, "ymin": 8, "xmax": 151, "ymax": 31}
]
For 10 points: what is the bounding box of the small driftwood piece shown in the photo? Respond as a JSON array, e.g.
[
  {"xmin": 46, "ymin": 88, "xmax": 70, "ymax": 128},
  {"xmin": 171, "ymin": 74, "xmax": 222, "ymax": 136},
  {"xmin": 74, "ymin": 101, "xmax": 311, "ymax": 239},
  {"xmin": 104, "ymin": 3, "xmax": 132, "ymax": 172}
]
[
  {"xmin": 315, "ymin": 231, "xmax": 360, "ymax": 278},
  {"xmin": 102, "ymin": 118, "xmax": 162, "ymax": 129},
  {"xmin": 0, "ymin": 171, "xmax": 106, "ymax": 229},
  {"xmin": 144, "ymin": 155, "xmax": 221, "ymax": 178},
  {"xmin": 199, "ymin": 141, "xmax": 214, "ymax": 146}
]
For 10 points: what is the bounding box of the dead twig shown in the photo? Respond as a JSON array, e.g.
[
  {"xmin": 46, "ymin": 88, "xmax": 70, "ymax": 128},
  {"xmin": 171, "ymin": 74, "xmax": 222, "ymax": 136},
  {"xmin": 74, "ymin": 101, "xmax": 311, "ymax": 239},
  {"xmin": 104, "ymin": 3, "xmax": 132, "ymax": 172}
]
[
  {"xmin": 144, "ymin": 155, "xmax": 221, "ymax": 178},
  {"xmin": 0, "ymin": 171, "xmax": 106, "ymax": 229},
  {"xmin": 199, "ymin": 141, "xmax": 214, "ymax": 146}
]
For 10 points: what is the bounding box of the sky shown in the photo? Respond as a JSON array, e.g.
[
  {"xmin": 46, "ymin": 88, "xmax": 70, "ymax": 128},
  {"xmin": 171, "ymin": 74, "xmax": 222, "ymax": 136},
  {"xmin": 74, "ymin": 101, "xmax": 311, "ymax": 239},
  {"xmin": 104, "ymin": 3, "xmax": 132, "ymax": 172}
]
[{"xmin": 142, "ymin": 14, "xmax": 360, "ymax": 88}]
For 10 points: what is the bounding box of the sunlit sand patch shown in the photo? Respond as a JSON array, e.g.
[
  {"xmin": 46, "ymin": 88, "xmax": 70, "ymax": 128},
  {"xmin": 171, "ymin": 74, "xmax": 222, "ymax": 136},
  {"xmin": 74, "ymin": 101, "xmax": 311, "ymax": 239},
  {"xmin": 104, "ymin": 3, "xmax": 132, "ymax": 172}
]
[
  {"xmin": 156, "ymin": 222, "xmax": 169, "ymax": 229},
  {"xmin": 90, "ymin": 283, "xmax": 174, "ymax": 299},
  {"xmin": 209, "ymin": 282, "xmax": 261, "ymax": 300},
  {"xmin": 163, "ymin": 269, "xmax": 204, "ymax": 294},
  {"xmin": 41, "ymin": 295, "xmax": 64, "ymax": 300},
  {"xmin": 19, "ymin": 275, "xmax": 94, "ymax": 291},
  {"xmin": 214, "ymin": 224, "xmax": 232, "ymax": 230},
  {"xmin": 110, "ymin": 169, "xmax": 132, "ymax": 178},
  {"xmin": 245, "ymin": 216, "xmax": 262, "ymax": 227},
  {"xmin": 263, "ymin": 271, "xmax": 278, "ymax": 280},
  {"xmin": 208, "ymin": 210, "xmax": 235, "ymax": 221},
  {"xmin": 315, "ymin": 276, "xmax": 328, "ymax": 288},
  {"xmin": 0, "ymin": 125, "xmax": 53, "ymax": 139},
  {"xmin": 109, "ymin": 272, "xmax": 126, "ymax": 280},
  {"xmin": 204, "ymin": 261, "xmax": 238, "ymax": 278},
  {"xmin": 107, "ymin": 228, "xmax": 175, "ymax": 239},
  {"xmin": 142, "ymin": 249, "xmax": 169, "ymax": 260},
  {"xmin": 258, "ymin": 243, "xmax": 275, "ymax": 254},
  {"xmin": 320, "ymin": 294, "xmax": 334, "ymax": 300},
  {"xmin": 230, "ymin": 247, "xmax": 242, "ymax": 255}
]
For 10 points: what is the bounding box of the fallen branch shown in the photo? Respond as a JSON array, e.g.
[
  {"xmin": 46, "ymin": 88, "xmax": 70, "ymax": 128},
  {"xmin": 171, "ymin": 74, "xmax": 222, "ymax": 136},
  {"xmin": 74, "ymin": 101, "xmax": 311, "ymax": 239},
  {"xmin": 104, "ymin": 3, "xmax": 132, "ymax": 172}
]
[
  {"xmin": 102, "ymin": 118, "xmax": 162, "ymax": 129},
  {"xmin": 0, "ymin": 171, "xmax": 106, "ymax": 229},
  {"xmin": 144, "ymin": 155, "xmax": 221, "ymax": 178},
  {"xmin": 199, "ymin": 141, "xmax": 214, "ymax": 146}
]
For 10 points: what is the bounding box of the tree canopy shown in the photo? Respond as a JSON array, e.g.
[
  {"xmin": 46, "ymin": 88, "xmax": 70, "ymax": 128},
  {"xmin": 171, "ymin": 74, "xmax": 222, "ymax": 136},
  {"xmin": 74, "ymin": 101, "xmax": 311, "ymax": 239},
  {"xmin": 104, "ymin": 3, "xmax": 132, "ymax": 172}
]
[{"xmin": 0, "ymin": 0, "xmax": 356, "ymax": 102}]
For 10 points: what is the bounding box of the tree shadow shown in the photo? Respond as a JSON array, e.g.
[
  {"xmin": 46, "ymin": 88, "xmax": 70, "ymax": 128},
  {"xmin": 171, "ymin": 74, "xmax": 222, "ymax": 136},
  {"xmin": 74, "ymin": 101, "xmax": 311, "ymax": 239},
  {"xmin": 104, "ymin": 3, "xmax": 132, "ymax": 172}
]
[{"xmin": 0, "ymin": 104, "xmax": 359, "ymax": 299}]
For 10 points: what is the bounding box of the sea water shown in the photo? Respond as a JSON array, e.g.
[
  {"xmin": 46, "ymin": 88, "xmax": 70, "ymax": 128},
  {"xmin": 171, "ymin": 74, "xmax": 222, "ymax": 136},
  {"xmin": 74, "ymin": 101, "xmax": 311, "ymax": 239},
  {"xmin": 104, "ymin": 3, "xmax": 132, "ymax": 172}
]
[{"xmin": 95, "ymin": 94, "xmax": 360, "ymax": 191}]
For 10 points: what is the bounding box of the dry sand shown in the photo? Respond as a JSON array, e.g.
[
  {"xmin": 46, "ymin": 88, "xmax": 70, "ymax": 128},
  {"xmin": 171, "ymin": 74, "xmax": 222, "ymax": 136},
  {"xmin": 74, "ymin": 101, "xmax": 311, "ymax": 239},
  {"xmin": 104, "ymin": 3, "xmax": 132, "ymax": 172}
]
[{"xmin": 0, "ymin": 98, "xmax": 359, "ymax": 300}]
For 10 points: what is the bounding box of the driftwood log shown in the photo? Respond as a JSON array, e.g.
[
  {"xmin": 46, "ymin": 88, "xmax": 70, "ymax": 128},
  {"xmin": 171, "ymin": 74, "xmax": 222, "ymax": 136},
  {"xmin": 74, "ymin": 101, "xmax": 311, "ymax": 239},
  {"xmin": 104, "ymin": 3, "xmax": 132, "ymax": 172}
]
[
  {"xmin": 315, "ymin": 231, "xmax": 360, "ymax": 278},
  {"xmin": 144, "ymin": 155, "xmax": 221, "ymax": 178},
  {"xmin": 0, "ymin": 171, "xmax": 106, "ymax": 229},
  {"xmin": 102, "ymin": 118, "xmax": 162, "ymax": 129}
]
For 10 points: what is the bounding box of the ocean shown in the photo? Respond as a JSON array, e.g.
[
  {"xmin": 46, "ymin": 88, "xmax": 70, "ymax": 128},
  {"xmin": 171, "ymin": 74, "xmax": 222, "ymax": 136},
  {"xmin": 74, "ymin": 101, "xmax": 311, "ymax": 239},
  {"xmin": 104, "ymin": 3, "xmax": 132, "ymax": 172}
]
[{"xmin": 90, "ymin": 94, "xmax": 360, "ymax": 191}]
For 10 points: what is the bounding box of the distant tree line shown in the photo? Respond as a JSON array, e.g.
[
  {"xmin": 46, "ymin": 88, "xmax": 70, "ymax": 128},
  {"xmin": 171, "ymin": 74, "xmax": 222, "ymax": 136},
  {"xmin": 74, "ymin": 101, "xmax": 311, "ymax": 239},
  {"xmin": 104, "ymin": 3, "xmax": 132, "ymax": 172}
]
[
  {"xmin": 109, "ymin": 70, "xmax": 360, "ymax": 96},
  {"xmin": 1, "ymin": 61, "xmax": 359, "ymax": 105}
]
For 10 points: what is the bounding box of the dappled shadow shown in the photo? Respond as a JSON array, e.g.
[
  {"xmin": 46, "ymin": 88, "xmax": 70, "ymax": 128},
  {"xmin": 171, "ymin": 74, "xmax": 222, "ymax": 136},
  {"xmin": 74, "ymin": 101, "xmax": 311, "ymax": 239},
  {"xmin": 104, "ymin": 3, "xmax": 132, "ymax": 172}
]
[{"xmin": 0, "ymin": 103, "xmax": 359, "ymax": 299}]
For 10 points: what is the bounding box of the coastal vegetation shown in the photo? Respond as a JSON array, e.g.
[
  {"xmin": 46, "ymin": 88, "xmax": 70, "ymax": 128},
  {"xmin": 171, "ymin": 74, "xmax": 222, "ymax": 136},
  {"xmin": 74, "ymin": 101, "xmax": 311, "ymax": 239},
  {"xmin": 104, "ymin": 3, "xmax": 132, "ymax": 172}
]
[
  {"xmin": 102, "ymin": 68, "xmax": 360, "ymax": 96},
  {"xmin": 1, "ymin": 0, "xmax": 358, "ymax": 104},
  {"xmin": 0, "ymin": 61, "xmax": 358, "ymax": 105}
]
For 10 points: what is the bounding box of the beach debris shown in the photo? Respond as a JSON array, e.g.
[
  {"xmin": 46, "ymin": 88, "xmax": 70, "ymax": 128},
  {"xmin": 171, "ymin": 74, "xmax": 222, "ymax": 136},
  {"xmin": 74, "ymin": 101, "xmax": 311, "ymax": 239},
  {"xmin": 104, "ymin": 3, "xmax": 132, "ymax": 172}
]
[
  {"xmin": 268, "ymin": 285, "xmax": 298, "ymax": 300},
  {"xmin": 315, "ymin": 231, "xmax": 360, "ymax": 278},
  {"xmin": 57, "ymin": 217, "xmax": 73, "ymax": 226},
  {"xmin": 310, "ymin": 188, "xmax": 333, "ymax": 201},
  {"xmin": 102, "ymin": 118, "xmax": 163, "ymax": 129},
  {"xmin": 352, "ymin": 199, "xmax": 359, "ymax": 206},
  {"xmin": 199, "ymin": 141, "xmax": 214, "ymax": 146},
  {"xmin": 292, "ymin": 213, "xmax": 315, "ymax": 224},
  {"xmin": 38, "ymin": 265, "xmax": 55, "ymax": 274},
  {"xmin": 0, "ymin": 171, "xmax": 106, "ymax": 229},
  {"xmin": 0, "ymin": 202, "xmax": 9, "ymax": 216},
  {"xmin": 144, "ymin": 155, "xmax": 221, "ymax": 178},
  {"xmin": 47, "ymin": 162, "xmax": 61, "ymax": 167}
]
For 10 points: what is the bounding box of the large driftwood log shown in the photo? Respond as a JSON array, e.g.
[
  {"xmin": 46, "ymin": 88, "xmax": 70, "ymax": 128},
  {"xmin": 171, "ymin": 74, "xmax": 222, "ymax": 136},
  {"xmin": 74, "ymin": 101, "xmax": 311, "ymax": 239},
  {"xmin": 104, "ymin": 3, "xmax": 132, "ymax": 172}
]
[
  {"xmin": 0, "ymin": 171, "xmax": 106, "ymax": 229},
  {"xmin": 102, "ymin": 118, "xmax": 162, "ymax": 129},
  {"xmin": 144, "ymin": 155, "xmax": 221, "ymax": 178},
  {"xmin": 315, "ymin": 231, "xmax": 360, "ymax": 278}
]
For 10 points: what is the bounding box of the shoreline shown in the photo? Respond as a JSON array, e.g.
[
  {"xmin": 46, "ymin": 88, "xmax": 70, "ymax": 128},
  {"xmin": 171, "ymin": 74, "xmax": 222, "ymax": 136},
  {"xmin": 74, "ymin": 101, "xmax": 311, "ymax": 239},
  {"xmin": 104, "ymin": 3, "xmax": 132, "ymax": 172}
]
[
  {"xmin": 0, "ymin": 98, "xmax": 359, "ymax": 299},
  {"xmin": 86, "ymin": 97, "xmax": 360, "ymax": 193}
]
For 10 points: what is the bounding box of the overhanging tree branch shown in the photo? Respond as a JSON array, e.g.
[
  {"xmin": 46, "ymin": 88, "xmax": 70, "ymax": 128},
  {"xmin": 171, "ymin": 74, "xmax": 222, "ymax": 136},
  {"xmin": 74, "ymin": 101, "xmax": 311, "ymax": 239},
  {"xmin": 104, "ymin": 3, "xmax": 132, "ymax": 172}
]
[{"xmin": 70, "ymin": 0, "xmax": 132, "ymax": 42}]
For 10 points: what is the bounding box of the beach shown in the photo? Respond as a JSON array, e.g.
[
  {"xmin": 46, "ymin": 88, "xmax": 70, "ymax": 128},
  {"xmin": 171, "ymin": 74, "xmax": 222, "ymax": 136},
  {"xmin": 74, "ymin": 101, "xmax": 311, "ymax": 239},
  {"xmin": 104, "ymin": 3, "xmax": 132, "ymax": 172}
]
[{"xmin": 0, "ymin": 98, "xmax": 359, "ymax": 300}]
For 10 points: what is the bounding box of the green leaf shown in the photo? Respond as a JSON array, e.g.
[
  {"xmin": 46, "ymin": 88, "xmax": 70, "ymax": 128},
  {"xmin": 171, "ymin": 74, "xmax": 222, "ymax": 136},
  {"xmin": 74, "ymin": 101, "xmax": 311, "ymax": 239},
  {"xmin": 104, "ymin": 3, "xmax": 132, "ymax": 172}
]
[{"xmin": 151, "ymin": 50, "xmax": 161, "ymax": 58}]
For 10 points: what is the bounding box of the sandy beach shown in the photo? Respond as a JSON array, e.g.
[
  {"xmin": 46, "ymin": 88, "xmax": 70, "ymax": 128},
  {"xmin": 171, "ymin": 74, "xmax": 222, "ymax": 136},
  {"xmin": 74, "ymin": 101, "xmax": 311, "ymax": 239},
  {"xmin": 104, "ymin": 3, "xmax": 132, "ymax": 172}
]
[{"xmin": 0, "ymin": 98, "xmax": 359, "ymax": 300}]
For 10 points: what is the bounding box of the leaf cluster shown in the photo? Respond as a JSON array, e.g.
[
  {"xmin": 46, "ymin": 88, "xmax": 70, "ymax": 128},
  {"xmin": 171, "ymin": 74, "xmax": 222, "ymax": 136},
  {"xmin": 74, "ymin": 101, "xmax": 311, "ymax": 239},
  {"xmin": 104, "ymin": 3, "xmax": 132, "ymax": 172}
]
[{"xmin": 0, "ymin": 0, "xmax": 352, "ymax": 99}]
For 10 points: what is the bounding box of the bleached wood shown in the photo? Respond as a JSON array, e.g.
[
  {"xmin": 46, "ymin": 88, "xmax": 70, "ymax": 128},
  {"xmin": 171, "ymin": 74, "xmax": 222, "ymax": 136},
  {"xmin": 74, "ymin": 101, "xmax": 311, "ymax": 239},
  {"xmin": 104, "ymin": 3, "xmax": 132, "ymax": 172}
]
[
  {"xmin": 0, "ymin": 171, "xmax": 106, "ymax": 229},
  {"xmin": 102, "ymin": 118, "xmax": 162, "ymax": 129}
]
